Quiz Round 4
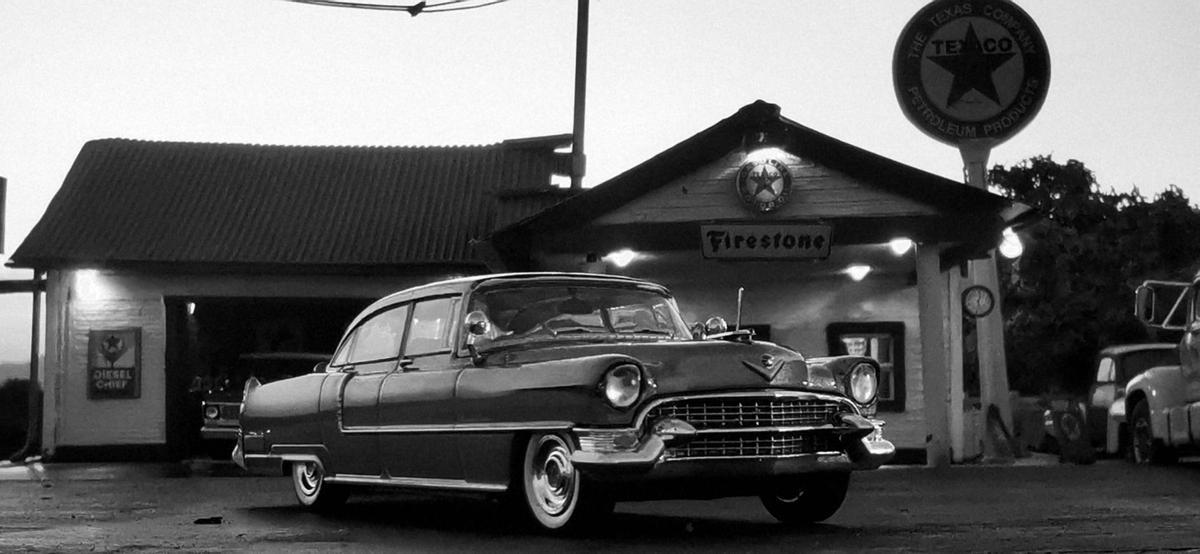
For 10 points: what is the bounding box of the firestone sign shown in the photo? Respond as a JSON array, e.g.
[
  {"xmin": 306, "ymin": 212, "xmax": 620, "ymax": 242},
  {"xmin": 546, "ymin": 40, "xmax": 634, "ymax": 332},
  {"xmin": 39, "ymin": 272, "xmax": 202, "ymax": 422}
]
[
  {"xmin": 893, "ymin": 0, "xmax": 1049, "ymax": 146},
  {"xmin": 701, "ymin": 224, "xmax": 832, "ymax": 260}
]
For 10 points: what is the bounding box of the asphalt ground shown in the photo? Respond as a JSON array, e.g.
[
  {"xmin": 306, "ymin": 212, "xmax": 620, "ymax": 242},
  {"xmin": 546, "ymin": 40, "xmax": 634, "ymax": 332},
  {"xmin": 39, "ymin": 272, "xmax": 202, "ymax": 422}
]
[{"xmin": 1, "ymin": 455, "xmax": 1198, "ymax": 553}]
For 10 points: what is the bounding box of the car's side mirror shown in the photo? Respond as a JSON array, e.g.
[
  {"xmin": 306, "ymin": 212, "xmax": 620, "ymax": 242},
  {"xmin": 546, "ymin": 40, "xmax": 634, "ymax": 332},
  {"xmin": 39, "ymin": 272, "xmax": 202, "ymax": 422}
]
[
  {"xmin": 704, "ymin": 316, "xmax": 728, "ymax": 336},
  {"xmin": 312, "ymin": 362, "xmax": 329, "ymax": 374},
  {"xmin": 464, "ymin": 310, "xmax": 492, "ymax": 338},
  {"xmin": 1134, "ymin": 285, "xmax": 1155, "ymax": 323}
]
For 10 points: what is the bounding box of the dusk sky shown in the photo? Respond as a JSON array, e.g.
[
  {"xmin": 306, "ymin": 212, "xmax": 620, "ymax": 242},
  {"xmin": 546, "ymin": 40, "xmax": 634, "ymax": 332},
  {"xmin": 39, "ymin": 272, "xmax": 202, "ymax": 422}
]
[{"xmin": 1, "ymin": 1, "xmax": 1197, "ymax": 363}]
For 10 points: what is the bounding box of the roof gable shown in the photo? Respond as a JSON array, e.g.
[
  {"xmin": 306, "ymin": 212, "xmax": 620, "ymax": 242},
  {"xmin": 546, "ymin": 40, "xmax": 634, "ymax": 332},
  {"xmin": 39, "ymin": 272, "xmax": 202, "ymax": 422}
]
[
  {"xmin": 593, "ymin": 148, "xmax": 938, "ymax": 226},
  {"xmin": 9, "ymin": 136, "xmax": 573, "ymax": 271},
  {"xmin": 503, "ymin": 100, "xmax": 1007, "ymax": 236}
]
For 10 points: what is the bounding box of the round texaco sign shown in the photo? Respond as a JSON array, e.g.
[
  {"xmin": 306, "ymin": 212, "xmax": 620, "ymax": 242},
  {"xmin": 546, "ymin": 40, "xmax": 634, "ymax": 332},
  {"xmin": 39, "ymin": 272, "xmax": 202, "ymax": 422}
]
[
  {"xmin": 736, "ymin": 159, "xmax": 792, "ymax": 214},
  {"xmin": 893, "ymin": 0, "xmax": 1049, "ymax": 146}
]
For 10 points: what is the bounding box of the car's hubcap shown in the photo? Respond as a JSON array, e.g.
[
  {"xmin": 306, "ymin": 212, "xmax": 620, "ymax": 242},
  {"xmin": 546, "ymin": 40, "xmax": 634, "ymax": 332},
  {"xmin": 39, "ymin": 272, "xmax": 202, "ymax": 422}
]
[
  {"xmin": 1133, "ymin": 417, "xmax": 1152, "ymax": 463},
  {"xmin": 531, "ymin": 436, "xmax": 575, "ymax": 516},
  {"xmin": 297, "ymin": 462, "xmax": 322, "ymax": 496}
]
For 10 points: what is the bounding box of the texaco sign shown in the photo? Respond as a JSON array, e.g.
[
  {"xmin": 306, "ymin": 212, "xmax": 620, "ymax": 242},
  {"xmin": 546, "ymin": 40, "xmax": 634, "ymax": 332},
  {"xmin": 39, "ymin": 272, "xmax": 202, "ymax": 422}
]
[{"xmin": 893, "ymin": 0, "xmax": 1049, "ymax": 146}]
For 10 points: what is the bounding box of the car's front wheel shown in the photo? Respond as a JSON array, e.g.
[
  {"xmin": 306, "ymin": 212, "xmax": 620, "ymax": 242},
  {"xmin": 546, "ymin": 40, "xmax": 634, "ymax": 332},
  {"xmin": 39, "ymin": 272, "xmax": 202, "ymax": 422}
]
[
  {"xmin": 760, "ymin": 472, "xmax": 850, "ymax": 524},
  {"xmin": 1130, "ymin": 399, "xmax": 1176, "ymax": 465},
  {"xmin": 292, "ymin": 460, "xmax": 348, "ymax": 511},
  {"xmin": 518, "ymin": 433, "xmax": 612, "ymax": 532}
]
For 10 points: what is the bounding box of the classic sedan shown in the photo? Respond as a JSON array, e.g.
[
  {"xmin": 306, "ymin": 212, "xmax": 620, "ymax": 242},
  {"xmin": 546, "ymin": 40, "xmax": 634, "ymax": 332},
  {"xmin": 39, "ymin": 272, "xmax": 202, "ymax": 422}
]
[{"xmin": 234, "ymin": 273, "xmax": 893, "ymax": 531}]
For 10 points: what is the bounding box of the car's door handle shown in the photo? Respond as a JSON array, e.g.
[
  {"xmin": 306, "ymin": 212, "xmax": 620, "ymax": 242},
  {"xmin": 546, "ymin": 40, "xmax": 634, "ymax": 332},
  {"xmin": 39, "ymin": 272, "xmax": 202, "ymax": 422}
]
[{"xmin": 399, "ymin": 358, "xmax": 416, "ymax": 371}]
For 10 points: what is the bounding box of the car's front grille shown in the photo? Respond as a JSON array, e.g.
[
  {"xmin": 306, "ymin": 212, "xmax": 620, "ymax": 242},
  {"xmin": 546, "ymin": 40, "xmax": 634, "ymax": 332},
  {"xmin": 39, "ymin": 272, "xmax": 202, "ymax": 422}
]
[
  {"xmin": 668, "ymin": 431, "xmax": 840, "ymax": 459},
  {"xmin": 643, "ymin": 394, "xmax": 854, "ymax": 460},
  {"xmin": 645, "ymin": 396, "xmax": 848, "ymax": 430}
]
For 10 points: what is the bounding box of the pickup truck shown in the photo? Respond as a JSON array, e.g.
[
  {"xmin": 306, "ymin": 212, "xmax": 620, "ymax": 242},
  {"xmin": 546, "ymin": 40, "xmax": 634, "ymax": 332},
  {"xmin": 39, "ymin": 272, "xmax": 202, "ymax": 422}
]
[{"xmin": 1130, "ymin": 278, "xmax": 1200, "ymax": 463}]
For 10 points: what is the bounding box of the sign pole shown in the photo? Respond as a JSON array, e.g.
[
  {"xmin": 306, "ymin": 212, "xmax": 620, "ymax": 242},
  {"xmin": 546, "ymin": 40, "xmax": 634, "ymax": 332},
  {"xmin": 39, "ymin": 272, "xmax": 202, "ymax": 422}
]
[
  {"xmin": 893, "ymin": 0, "xmax": 1049, "ymax": 465},
  {"xmin": 961, "ymin": 140, "xmax": 1015, "ymax": 460}
]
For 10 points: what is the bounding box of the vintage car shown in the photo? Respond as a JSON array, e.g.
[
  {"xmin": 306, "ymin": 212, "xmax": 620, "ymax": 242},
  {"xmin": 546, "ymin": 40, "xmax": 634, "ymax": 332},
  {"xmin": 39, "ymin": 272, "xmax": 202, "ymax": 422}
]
[
  {"xmin": 200, "ymin": 352, "xmax": 331, "ymax": 454},
  {"xmin": 234, "ymin": 273, "xmax": 893, "ymax": 531},
  {"xmin": 1041, "ymin": 343, "xmax": 1177, "ymax": 462}
]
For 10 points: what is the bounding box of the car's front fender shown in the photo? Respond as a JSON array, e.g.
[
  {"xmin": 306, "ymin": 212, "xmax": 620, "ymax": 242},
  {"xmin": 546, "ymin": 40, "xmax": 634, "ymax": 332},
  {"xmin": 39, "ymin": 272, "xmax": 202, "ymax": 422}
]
[{"xmin": 1125, "ymin": 365, "xmax": 1185, "ymax": 442}]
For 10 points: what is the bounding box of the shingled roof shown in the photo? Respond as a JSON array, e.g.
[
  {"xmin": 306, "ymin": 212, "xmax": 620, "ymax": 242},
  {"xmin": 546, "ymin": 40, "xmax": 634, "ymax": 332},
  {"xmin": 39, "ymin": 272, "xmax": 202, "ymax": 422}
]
[{"xmin": 9, "ymin": 136, "xmax": 574, "ymax": 273}]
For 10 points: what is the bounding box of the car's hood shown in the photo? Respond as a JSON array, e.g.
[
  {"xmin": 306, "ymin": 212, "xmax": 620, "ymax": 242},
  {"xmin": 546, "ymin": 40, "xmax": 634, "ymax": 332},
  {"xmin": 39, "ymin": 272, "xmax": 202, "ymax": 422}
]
[{"xmin": 484, "ymin": 339, "xmax": 842, "ymax": 397}]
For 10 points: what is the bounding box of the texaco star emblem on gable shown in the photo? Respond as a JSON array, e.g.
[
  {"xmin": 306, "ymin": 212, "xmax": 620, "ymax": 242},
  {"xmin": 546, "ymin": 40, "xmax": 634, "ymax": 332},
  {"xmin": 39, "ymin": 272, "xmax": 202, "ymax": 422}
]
[{"xmin": 736, "ymin": 159, "xmax": 792, "ymax": 213}]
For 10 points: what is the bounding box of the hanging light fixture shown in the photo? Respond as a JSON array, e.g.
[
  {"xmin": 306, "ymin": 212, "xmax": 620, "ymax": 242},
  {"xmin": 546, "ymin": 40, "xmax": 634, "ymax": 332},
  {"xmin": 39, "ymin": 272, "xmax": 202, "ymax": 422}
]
[{"xmin": 999, "ymin": 227, "xmax": 1024, "ymax": 259}]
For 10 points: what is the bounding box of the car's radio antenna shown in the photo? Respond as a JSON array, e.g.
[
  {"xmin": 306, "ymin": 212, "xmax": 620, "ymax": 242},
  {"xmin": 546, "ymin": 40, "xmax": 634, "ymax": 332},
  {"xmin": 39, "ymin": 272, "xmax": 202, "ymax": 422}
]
[{"xmin": 735, "ymin": 287, "xmax": 744, "ymax": 331}]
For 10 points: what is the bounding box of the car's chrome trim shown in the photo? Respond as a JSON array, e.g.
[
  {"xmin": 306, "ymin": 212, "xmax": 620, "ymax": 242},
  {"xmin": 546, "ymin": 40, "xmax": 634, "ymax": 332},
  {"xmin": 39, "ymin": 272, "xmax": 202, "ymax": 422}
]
[
  {"xmin": 339, "ymin": 421, "xmax": 573, "ymax": 434},
  {"xmin": 666, "ymin": 450, "xmax": 845, "ymax": 461},
  {"xmin": 633, "ymin": 389, "xmax": 858, "ymax": 429},
  {"xmin": 325, "ymin": 474, "xmax": 507, "ymax": 492}
]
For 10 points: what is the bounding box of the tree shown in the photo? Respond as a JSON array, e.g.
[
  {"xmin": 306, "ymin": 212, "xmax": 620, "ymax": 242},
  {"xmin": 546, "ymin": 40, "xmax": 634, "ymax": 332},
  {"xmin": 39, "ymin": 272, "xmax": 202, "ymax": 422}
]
[{"xmin": 989, "ymin": 156, "xmax": 1200, "ymax": 394}]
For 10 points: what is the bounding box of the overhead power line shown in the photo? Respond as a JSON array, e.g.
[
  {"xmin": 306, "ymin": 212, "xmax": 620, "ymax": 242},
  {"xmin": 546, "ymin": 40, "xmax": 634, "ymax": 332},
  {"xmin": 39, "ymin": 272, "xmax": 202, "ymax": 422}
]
[{"xmin": 277, "ymin": 0, "xmax": 511, "ymax": 16}]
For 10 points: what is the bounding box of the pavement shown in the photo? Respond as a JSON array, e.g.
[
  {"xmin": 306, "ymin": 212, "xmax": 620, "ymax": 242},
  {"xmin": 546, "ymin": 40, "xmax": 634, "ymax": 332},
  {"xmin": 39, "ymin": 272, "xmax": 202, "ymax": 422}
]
[{"xmin": 0, "ymin": 451, "xmax": 1066, "ymax": 483}]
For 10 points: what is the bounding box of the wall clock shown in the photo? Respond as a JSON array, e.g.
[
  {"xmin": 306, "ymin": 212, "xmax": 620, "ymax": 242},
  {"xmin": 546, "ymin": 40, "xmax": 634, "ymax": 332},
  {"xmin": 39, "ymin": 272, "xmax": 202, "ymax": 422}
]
[{"xmin": 961, "ymin": 285, "xmax": 995, "ymax": 318}]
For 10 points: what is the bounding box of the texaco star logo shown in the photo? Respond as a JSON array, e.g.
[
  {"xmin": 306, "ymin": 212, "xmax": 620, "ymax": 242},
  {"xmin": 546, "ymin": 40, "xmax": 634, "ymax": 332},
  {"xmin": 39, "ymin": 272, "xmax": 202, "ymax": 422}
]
[
  {"xmin": 735, "ymin": 159, "xmax": 791, "ymax": 213},
  {"xmin": 893, "ymin": 0, "xmax": 1050, "ymax": 146}
]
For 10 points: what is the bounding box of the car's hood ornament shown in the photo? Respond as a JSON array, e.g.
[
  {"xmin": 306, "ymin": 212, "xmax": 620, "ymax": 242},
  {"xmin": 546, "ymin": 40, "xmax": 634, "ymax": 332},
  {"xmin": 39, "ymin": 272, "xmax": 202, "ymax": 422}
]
[{"xmin": 742, "ymin": 353, "xmax": 784, "ymax": 381}]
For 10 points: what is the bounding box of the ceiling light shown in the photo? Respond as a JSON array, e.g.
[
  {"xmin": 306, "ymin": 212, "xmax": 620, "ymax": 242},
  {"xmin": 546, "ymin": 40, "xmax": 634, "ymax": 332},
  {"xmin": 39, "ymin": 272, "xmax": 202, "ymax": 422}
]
[
  {"xmin": 845, "ymin": 264, "xmax": 872, "ymax": 281},
  {"xmin": 889, "ymin": 237, "xmax": 914, "ymax": 256}
]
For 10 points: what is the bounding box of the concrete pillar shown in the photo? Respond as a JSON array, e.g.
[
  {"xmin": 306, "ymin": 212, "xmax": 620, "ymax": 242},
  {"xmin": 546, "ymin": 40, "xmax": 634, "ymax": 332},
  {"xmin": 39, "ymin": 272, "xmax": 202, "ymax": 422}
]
[
  {"xmin": 917, "ymin": 243, "xmax": 951, "ymax": 468},
  {"xmin": 949, "ymin": 267, "xmax": 965, "ymax": 462}
]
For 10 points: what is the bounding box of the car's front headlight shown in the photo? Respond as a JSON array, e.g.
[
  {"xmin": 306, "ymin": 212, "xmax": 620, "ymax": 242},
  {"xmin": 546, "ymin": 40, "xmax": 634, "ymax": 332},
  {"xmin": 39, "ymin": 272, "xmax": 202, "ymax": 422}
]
[
  {"xmin": 847, "ymin": 362, "xmax": 878, "ymax": 405},
  {"xmin": 204, "ymin": 405, "xmax": 220, "ymax": 420},
  {"xmin": 601, "ymin": 363, "xmax": 642, "ymax": 409}
]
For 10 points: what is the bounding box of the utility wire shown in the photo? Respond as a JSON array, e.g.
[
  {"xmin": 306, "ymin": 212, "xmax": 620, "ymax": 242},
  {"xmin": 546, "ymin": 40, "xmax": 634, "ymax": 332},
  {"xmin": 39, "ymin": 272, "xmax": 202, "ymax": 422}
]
[{"xmin": 277, "ymin": 0, "xmax": 510, "ymax": 15}]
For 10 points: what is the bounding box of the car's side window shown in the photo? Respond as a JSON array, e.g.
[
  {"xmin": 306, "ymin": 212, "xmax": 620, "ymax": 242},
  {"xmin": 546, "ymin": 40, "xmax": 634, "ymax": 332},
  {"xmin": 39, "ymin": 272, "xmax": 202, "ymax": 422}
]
[
  {"xmin": 404, "ymin": 296, "xmax": 458, "ymax": 358},
  {"xmin": 1095, "ymin": 357, "xmax": 1115, "ymax": 383},
  {"xmin": 336, "ymin": 305, "xmax": 410, "ymax": 366}
]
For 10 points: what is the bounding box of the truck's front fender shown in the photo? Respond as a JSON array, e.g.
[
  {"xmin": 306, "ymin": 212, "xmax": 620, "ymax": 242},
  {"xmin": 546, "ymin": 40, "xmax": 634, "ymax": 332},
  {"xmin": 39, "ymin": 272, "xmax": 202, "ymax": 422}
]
[{"xmin": 1125, "ymin": 365, "xmax": 1185, "ymax": 442}]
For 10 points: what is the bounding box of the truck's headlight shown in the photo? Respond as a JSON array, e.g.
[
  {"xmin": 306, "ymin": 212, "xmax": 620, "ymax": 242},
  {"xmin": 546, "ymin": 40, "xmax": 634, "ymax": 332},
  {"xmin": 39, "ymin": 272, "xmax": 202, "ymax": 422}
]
[
  {"xmin": 847, "ymin": 362, "xmax": 878, "ymax": 405},
  {"xmin": 204, "ymin": 406, "xmax": 220, "ymax": 420},
  {"xmin": 601, "ymin": 364, "xmax": 641, "ymax": 409}
]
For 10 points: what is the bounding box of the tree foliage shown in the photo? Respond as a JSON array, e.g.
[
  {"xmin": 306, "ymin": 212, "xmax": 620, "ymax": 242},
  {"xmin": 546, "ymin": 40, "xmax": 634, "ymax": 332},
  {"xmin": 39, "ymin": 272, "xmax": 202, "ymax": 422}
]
[{"xmin": 989, "ymin": 156, "xmax": 1200, "ymax": 394}]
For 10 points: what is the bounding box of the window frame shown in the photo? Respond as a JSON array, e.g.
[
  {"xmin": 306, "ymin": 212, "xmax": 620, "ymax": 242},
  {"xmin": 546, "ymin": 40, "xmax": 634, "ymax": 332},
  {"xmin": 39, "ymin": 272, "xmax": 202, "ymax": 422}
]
[
  {"xmin": 329, "ymin": 304, "xmax": 411, "ymax": 370},
  {"xmin": 402, "ymin": 295, "xmax": 461, "ymax": 360},
  {"xmin": 826, "ymin": 321, "xmax": 906, "ymax": 412}
]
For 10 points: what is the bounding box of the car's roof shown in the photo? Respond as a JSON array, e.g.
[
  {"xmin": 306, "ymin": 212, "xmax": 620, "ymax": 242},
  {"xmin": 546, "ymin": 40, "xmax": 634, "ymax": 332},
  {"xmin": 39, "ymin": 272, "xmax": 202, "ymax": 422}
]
[
  {"xmin": 1099, "ymin": 343, "xmax": 1176, "ymax": 356},
  {"xmin": 236, "ymin": 352, "xmax": 331, "ymax": 361},
  {"xmin": 346, "ymin": 272, "xmax": 665, "ymax": 333}
]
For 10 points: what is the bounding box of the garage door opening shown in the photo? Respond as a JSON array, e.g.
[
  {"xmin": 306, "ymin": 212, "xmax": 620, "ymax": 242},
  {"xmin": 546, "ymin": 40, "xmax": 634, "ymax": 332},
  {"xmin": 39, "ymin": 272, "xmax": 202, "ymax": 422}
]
[{"xmin": 164, "ymin": 297, "xmax": 370, "ymax": 460}]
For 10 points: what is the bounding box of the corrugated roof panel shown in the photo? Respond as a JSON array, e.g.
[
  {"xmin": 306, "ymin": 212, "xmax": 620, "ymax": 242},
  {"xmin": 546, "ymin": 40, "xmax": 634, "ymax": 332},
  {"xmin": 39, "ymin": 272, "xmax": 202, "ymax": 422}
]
[{"xmin": 9, "ymin": 139, "xmax": 577, "ymax": 270}]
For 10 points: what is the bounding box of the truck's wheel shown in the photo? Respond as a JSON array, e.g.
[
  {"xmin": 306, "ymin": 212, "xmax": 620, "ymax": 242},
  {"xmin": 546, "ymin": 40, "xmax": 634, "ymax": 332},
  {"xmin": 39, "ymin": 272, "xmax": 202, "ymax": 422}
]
[
  {"xmin": 760, "ymin": 472, "xmax": 850, "ymax": 524},
  {"xmin": 292, "ymin": 461, "xmax": 349, "ymax": 511},
  {"xmin": 518, "ymin": 433, "xmax": 612, "ymax": 532},
  {"xmin": 1129, "ymin": 399, "xmax": 1176, "ymax": 465}
]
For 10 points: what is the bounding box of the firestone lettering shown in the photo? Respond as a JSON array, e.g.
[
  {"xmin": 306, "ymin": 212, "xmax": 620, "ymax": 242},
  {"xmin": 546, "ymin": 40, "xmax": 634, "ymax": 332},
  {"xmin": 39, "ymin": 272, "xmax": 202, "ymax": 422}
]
[{"xmin": 706, "ymin": 230, "xmax": 826, "ymax": 254}]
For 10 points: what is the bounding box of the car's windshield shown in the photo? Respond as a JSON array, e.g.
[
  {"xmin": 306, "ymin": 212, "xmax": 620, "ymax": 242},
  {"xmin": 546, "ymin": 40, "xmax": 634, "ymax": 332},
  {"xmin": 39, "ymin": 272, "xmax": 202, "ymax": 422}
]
[{"xmin": 466, "ymin": 284, "xmax": 691, "ymax": 351}]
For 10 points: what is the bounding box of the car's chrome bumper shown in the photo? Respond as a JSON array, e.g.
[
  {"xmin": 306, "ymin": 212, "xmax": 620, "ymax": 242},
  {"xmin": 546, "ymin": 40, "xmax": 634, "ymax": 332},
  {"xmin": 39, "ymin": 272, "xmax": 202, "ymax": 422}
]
[
  {"xmin": 570, "ymin": 413, "xmax": 894, "ymax": 475},
  {"xmin": 201, "ymin": 426, "xmax": 239, "ymax": 441}
]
